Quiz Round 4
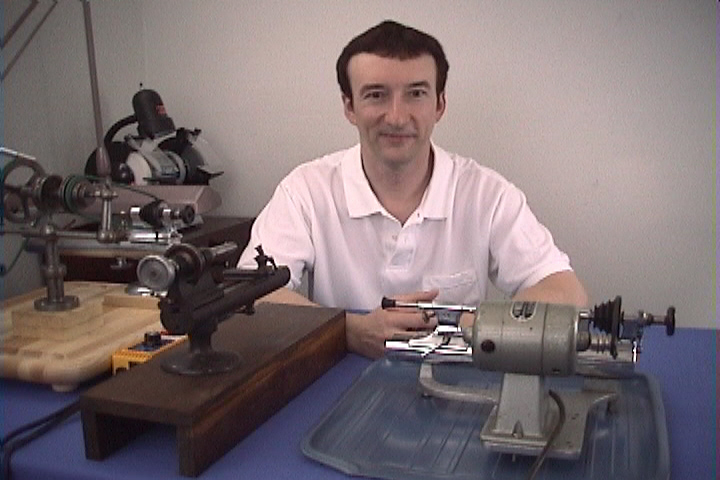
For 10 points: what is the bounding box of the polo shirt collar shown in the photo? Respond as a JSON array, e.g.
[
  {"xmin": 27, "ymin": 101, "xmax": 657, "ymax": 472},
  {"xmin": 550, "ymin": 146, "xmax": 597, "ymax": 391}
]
[
  {"xmin": 341, "ymin": 142, "xmax": 453, "ymax": 220},
  {"xmin": 421, "ymin": 142, "xmax": 453, "ymax": 219},
  {"xmin": 342, "ymin": 144, "xmax": 380, "ymax": 218}
]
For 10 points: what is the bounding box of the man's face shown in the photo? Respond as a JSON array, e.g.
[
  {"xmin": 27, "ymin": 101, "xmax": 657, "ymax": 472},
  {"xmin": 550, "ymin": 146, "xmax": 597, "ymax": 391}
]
[{"xmin": 343, "ymin": 53, "xmax": 446, "ymax": 169}]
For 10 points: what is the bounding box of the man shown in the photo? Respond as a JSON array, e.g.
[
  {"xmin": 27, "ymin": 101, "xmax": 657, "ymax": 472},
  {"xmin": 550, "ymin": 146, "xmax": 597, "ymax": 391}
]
[{"xmin": 238, "ymin": 20, "xmax": 588, "ymax": 358}]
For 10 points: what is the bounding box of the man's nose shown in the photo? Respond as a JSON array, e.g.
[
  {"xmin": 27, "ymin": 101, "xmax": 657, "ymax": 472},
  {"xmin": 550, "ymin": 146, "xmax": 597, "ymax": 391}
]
[{"xmin": 385, "ymin": 95, "xmax": 409, "ymax": 126}]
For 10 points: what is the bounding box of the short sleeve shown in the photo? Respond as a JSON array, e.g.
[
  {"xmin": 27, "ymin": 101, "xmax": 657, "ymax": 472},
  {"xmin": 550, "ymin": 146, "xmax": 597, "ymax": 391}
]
[
  {"xmin": 237, "ymin": 181, "xmax": 315, "ymax": 290},
  {"xmin": 488, "ymin": 184, "xmax": 571, "ymax": 295}
]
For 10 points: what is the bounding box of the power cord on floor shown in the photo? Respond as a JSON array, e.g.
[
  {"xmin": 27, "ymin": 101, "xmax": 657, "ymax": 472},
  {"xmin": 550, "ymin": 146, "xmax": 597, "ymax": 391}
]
[
  {"xmin": 1, "ymin": 400, "xmax": 81, "ymax": 480},
  {"xmin": 526, "ymin": 389, "xmax": 566, "ymax": 480}
]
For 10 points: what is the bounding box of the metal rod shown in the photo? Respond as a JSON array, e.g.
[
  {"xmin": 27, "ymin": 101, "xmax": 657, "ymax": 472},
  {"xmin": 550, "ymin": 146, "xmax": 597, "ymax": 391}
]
[
  {"xmin": 382, "ymin": 297, "xmax": 476, "ymax": 313},
  {"xmin": 81, "ymin": 0, "xmax": 111, "ymax": 178},
  {"xmin": 187, "ymin": 267, "xmax": 291, "ymax": 328},
  {"xmin": 1, "ymin": 1, "xmax": 57, "ymax": 81},
  {"xmin": 23, "ymin": 236, "xmax": 171, "ymax": 259},
  {"xmin": 0, "ymin": 147, "xmax": 36, "ymax": 161},
  {"xmin": 1, "ymin": 0, "xmax": 38, "ymax": 48}
]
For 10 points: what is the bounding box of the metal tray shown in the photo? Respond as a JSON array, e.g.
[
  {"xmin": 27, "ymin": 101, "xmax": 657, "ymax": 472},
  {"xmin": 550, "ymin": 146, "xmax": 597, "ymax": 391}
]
[{"xmin": 302, "ymin": 358, "xmax": 669, "ymax": 480}]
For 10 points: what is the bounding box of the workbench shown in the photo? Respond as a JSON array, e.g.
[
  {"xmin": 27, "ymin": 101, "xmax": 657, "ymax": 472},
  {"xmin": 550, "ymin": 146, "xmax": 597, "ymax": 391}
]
[{"xmin": 0, "ymin": 325, "xmax": 716, "ymax": 479}]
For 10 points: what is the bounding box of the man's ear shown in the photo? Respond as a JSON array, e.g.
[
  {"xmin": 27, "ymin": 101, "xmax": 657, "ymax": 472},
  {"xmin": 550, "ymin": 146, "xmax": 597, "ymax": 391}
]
[
  {"xmin": 435, "ymin": 91, "xmax": 447, "ymax": 121},
  {"xmin": 342, "ymin": 94, "xmax": 357, "ymax": 126}
]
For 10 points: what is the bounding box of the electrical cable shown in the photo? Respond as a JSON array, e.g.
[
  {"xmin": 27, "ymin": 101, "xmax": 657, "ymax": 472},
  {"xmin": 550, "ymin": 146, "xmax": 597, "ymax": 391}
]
[
  {"xmin": 102, "ymin": 114, "xmax": 137, "ymax": 147},
  {"xmin": 1, "ymin": 400, "xmax": 80, "ymax": 480},
  {"xmin": 0, "ymin": 238, "xmax": 28, "ymax": 277},
  {"xmin": 0, "ymin": 399, "xmax": 79, "ymax": 448},
  {"xmin": 0, "ymin": 215, "xmax": 37, "ymax": 277},
  {"xmin": 526, "ymin": 389, "xmax": 566, "ymax": 480},
  {"xmin": 83, "ymin": 175, "xmax": 163, "ymax": 201}
]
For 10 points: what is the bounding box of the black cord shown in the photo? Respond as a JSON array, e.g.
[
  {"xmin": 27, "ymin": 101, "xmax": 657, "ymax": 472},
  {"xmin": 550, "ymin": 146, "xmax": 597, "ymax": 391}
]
[
  {"xmin": 102, "ymin": 114, "xmax": 137, "ymax": 146},
  {"xmin": 0, "ymin": 238, "xmax": 28, "ymax": 277},
  {"xmin": 526, "ymin": 389, "xmax": 566, "ymax": 480},
  {"xmin": 0, "ymin": 215, "xmax": 39, "ymax": 276},
  {"xmin": 1, "ymin": 400, "xmax": 81, "ymax": 480}
]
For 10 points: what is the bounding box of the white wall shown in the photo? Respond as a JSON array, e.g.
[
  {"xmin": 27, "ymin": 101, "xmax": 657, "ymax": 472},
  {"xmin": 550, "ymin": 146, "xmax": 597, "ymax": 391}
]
[{"xmin": 2, "ymin": 1, "xmax": 715, "ymax": 329}]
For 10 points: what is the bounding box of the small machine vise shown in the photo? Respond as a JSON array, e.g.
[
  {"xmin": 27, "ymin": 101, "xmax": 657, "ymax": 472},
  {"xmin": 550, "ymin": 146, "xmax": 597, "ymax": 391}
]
[{"xmin": 383, "ymin": 297, "xmax": 675, "ymax": 462}]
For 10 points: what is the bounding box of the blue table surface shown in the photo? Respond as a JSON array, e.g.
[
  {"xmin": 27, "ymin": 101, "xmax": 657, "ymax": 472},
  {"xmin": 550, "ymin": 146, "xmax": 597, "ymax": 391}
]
[{"xmin": 1, "ymin": 327, "xmax": 716, "ymax": 480}]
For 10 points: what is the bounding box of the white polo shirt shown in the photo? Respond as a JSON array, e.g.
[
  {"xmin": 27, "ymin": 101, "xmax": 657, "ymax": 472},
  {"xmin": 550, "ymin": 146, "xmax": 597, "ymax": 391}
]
[{"xmin": 238, "ymin": 143, "xmax": 572, "ymax": 311}]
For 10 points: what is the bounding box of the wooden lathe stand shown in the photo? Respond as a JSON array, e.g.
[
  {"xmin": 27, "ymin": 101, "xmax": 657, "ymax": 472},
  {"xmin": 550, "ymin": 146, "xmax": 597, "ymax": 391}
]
[{"xmin": 80, "ymin": 302, "xmax": 346, "ymax": 477}]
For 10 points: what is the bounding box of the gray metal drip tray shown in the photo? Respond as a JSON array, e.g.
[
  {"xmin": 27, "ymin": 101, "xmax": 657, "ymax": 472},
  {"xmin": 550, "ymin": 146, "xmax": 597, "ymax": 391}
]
[{"xmin": 302, "ymin": 358, "xmax": 669, "ymax": 480}]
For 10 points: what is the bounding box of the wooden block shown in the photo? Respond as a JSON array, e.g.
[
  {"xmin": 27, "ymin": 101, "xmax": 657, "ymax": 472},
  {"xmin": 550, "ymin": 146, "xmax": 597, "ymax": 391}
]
[
  {"xmin": 80, "ymin": 303, "xmax": 346, "ymax": 477},
  {"xmin": 10, "ymin": 286, "xmax": 113, "ymax": 340},
  {"xmin": 102, "ymin": 292, "xmax": 160, "ymax": 310},
  {"xmin": 12, "ymin": 300, "xmax": 101, "ymax": 330},
  {"xmin": 8, "ymin": 282, "xmax": 141, "ymax": 341}
]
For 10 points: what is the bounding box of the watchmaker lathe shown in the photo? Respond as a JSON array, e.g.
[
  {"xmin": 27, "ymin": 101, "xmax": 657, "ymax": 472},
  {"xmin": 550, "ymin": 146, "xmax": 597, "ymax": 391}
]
[
  {"xmin": 383, "ymin": 296, "xmax": 675, "ymax": 462},
  {"xmin": 136, "ymin": 243, "xmax": 291, "ymax": 375},
  {"xmin": 0, "ymin": 146, "xmax": 197, "ymax": 311}
]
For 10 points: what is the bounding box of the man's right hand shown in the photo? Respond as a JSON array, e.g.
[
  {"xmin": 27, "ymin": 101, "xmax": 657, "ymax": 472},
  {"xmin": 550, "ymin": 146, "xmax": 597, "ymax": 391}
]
[{"xmin": 345, "ymin": 289, "xmax": 439, "ymax": 359}]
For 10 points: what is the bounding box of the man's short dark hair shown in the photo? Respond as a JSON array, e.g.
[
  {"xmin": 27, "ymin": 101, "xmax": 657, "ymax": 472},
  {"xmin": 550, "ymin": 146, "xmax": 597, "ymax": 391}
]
[{"xmin": 336, "ymin": 20, "xmax": 450, "ymax": 103}]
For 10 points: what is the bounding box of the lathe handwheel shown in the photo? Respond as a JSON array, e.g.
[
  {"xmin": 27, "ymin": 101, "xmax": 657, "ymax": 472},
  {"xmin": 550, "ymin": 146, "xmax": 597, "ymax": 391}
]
[{"xmin": 1, "ymin": 158, "xmax": 45, "ymax": 224}]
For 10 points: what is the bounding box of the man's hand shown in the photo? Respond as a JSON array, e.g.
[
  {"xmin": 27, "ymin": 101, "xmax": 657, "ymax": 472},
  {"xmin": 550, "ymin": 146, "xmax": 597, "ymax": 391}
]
[{"xmin": 346, "ymin": 289, "xmax": 439, "ymax": 359}]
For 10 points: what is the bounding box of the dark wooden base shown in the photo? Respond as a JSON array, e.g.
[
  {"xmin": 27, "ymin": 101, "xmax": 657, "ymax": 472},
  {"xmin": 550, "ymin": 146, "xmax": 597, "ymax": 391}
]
[
  {"xmin": 80, "ymin": 303, "xmax": 346, "ymax": 477},
  {"xmin": 63, "ymin": 216, "xmax": 254, "ymax": 283}
]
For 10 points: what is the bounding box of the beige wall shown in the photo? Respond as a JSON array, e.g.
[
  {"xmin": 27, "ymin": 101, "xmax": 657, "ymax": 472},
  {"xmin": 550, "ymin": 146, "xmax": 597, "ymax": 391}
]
[{"xmin": 2, "ymin": 1, "xmax": 715, "ymax": 328}]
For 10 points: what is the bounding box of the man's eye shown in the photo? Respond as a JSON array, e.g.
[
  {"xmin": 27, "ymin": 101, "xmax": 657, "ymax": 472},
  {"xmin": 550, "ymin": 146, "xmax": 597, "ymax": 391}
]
[
  {"xmin": 364, "ymin": 91, "xmax": 385, "ymax": 100},
  {"xmin": 408, "ymin": 89, "xmax": 428, "ymax": 98}
]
